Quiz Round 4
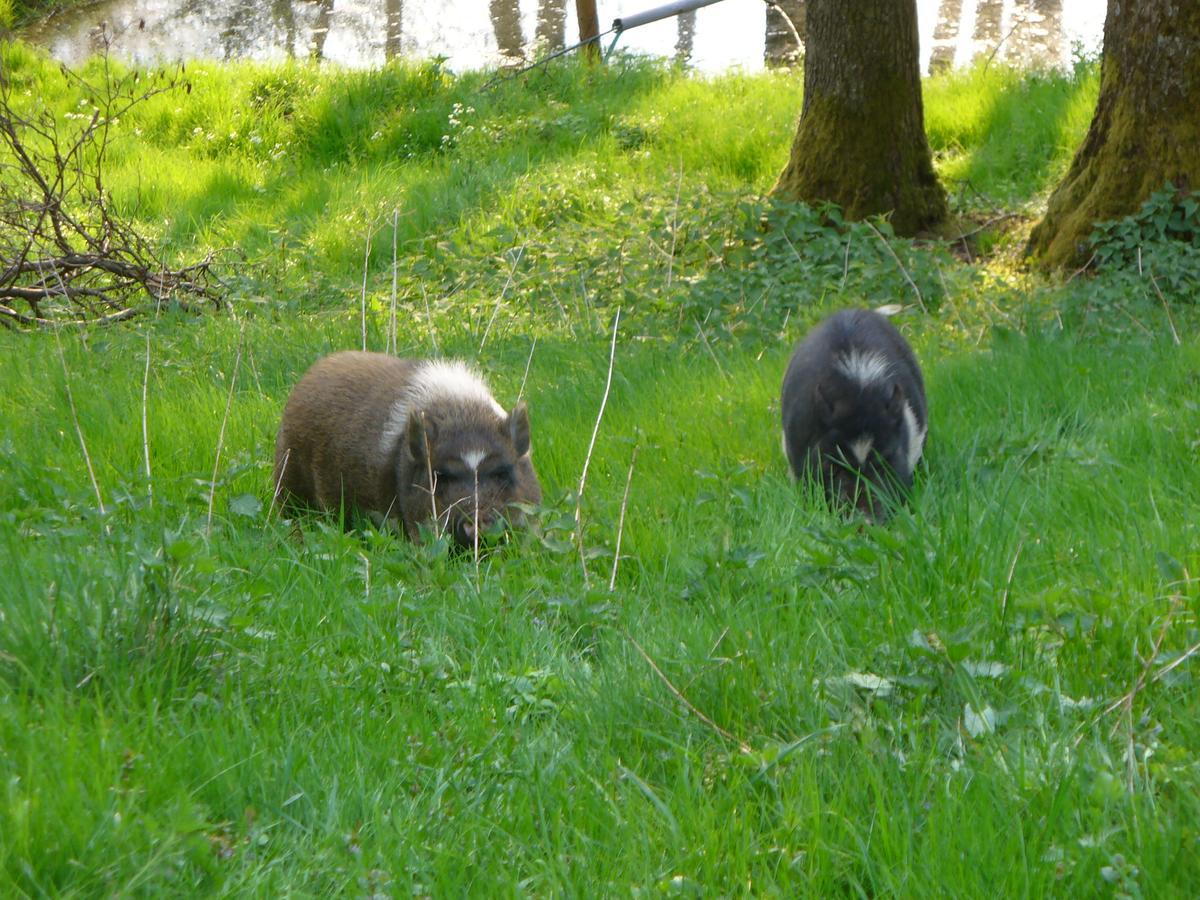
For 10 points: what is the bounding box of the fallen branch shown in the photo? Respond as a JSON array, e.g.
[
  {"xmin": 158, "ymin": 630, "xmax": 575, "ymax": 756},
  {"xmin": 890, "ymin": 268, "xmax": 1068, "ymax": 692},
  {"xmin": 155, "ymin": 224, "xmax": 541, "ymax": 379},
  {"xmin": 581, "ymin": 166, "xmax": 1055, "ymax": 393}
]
[
  {"xmin": 953, "ymin": 212, "xmax": 1020, "ymax": 246},
  {"xmin": 0, "ymin": 51, "xmax": 222, "ymax": 328}
]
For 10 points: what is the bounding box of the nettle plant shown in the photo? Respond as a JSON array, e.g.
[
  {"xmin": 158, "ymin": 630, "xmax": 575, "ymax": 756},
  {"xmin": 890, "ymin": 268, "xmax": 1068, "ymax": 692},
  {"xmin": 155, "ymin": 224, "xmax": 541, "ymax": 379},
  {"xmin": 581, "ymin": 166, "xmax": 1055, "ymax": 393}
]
[
  {"xmin": 676, "ymin": 199, "xmax": 951, "ymax": 342},
  {"xmin": 1089, "ymin": 184, "xmax": 1200, "ymax": 300}
]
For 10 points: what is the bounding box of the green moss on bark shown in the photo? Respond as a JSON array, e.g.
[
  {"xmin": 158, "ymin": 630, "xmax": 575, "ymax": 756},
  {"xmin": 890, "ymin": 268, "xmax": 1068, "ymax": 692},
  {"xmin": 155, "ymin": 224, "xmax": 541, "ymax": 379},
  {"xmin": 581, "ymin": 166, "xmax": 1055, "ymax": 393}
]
[
  {"xmin": 770, "ymin": 0, "xmax": 947, "ymax": 236},
  {"xmin": 1027, "ymin": 0, "xmax": 1200, "ymax": 269}
]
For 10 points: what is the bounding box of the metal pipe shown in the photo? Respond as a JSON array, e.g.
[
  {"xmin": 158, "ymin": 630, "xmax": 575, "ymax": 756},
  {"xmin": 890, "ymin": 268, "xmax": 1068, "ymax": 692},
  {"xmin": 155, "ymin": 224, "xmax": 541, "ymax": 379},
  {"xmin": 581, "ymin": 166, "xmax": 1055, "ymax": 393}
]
[{"xmin": 612, "ymin": 0, "xmax": 727, "ymax": 33}]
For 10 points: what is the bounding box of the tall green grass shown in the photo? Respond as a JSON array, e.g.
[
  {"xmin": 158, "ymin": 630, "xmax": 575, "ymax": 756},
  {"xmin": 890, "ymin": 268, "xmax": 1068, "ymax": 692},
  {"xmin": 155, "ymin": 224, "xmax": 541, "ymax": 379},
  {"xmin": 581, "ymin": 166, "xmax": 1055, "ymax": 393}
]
[
  {"xmin": 3, "ymin": 42, "xmax": 1199, "ymax": 895},
  {"xmin": 1, "ymin": 0, "xmax": 77, "ymax": 28},
  {"xmin": 924, "ymin": 61, "xmax": 1099, "ymax": 206}
]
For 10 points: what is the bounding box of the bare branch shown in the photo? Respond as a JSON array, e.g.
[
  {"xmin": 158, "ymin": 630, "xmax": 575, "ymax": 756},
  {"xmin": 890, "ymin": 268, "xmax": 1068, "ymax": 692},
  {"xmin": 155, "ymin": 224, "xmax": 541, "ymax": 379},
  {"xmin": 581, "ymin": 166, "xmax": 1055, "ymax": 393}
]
[{"xmin": 0, "ymin": 53, "xmax": 222, "ymax": 328}]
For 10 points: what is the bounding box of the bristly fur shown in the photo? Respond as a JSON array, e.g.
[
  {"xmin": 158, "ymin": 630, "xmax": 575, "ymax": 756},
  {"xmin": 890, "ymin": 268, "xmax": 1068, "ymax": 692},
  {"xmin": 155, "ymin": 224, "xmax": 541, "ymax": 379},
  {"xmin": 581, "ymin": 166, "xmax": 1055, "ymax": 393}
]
[
  {"xmin": 781, "ymin": 308, "xmax": 928, "ymax": 520},
  {"xmin": 902, "ymin": 402, "xmax": 926, "ymax": 473},
  {"xmin": 836, "ymin": 350, "xmax": 891, "ymax": 386},
  {"xmin": 273, "ymin": 351, "xmax": 541, "ymax": 547},
  {"xmin": 378, "ymin": 360, "xmax": 506, "ymax": 456}
]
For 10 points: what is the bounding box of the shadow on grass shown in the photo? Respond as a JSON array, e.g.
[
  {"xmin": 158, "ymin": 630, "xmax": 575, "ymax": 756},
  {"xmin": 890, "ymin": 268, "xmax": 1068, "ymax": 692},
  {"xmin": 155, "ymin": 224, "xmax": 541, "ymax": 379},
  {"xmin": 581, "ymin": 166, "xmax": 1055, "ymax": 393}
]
[
  {"xmin": 926, "ymin": 62, "xmax": 1099, "ymax": 204},
  {"xmin": 153, "ymin": 56, "xmax": 674, "ymax": 278}
]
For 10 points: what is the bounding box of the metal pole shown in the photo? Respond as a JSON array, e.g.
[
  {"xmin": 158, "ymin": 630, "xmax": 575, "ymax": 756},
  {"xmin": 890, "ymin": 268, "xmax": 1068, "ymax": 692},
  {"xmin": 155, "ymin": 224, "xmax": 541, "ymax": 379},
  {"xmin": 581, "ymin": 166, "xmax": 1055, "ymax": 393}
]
[{"xmin": 612, "ymin": 0, "xmax": 726, "ymax": 33}]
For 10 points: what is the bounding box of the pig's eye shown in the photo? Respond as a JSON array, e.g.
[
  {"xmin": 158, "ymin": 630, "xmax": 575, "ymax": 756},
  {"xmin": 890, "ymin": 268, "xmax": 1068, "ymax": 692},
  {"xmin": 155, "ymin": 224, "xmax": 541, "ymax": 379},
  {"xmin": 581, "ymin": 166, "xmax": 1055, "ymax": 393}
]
[{"xmin": 487, "ymin": 465, "xmax": 515, "ymax": 485}]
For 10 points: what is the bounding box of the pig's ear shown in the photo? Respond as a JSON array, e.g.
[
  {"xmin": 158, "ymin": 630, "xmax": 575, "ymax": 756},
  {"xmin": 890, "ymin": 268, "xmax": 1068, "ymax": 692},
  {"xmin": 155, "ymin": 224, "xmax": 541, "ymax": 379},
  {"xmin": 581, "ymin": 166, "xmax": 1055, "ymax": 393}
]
[
  {"xmin": 407, "ymin": 411, "xmax": 438, "ymax": 463},
  {"xmin": 886, "ymin": 381, "xmax": 906, "ymax": 417},
  {"xmin": 507, "ymin": 402, "xmax": 531, "ymax": 456},
  {"xmin": 814, "ymin": 380, "xmax": 839, "ymax": 423}
]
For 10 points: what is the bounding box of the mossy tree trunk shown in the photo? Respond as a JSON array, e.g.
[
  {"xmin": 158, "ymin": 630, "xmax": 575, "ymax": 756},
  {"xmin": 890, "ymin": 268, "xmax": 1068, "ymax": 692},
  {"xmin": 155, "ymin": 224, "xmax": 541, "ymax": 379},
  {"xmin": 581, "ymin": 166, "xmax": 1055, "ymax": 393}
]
[
  {"xmin": 1027, "ymin": 0, "xmax": 1200, "ymax": 269},
  {"xmin": 770, "ymin": 0, "xmax": 947, "ymax": 236}
]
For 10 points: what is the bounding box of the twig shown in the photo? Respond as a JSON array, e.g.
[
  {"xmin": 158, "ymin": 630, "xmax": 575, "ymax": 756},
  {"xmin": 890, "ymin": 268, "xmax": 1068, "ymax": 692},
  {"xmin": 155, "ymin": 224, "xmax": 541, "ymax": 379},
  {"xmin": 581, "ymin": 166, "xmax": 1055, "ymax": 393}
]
[
  {"xmin": 1146, "ymin": 270, "xmax": 1181, "ymax": 345},
  {"xmin": 667, "ymin": 161, "xmax": 683, "ymax": 289},
  {"xmin": 762, "ymin": 0, "xmax": 802, "ymax": 48},
  {"xmin": 575, "ymin": 307, "xmax": 621, "ymax": 584},
  {"xmin": 1070, "ymin": 590, "xmax": 1195, "ymax": 750},
  {"xmin": 1148, "ymin": 638, "xmax": 1200, "ymax": 686},
  {"xmin": 421, "ymin": 412, "xmax": 442, "ymax": 540},
  {"xmin": 694, "ymin": 320, "xmax": 728, "ymax": 381},
  {"xmin": 840, "ymin": 230, "xmax": 851, "ymax": 291},
  {"xmin": 420, "ymin": 284, "xmax": 440, "ymax": 355},
  {"xmin": 360, "ymin": 222, "xmax": 374, "ymax": 351},
  {"xmin": 954, "ymin": 212, "xmax": 1019, "ymax": 245},
  {"xmin": 1102, "ymin": 596, "xmax": 1182, "ymax": 728},
  {"xmin": 864, "ymin": 220, "xmax": 926, "ymax": 312},
  {"xmin": 1115, "ymin": 302, "xmax": 1153, "ymax": 337},
  {"xmin": 998, "ymin": 537, "xmax": 1023, "ymax": 624},
  {"xmin": 609, "ymin": 444, "xmax": 639, "ymax": 592},
  {"xmin": 206, "ymin": 339, "xmax": 243, "ymax": 537},
  {"xmin": 0, "ymin": 59, "xmax": 220, "ymax": 327},
  {"xmin": 517, "ymin": 336, "xmax": 537, "ymax": 404},
  {"xmin": 1064, "ymin": 251, "xmax": 1097, "ymax": 284},
  {"xmin": 389, "ymin": 209, "xmax": 399, "ymax": 355},
  {"xmin": 479, "ymin": 245, "xmax": 524, "ymax": 354},
  {"xmin": 472, "ymin": 468, "xmax": 481, "ymax": 577},
  {"xmin": 270, "ymin": 447, "xmax": 291, "ymax": 515},
  {"xmin": 982, "ymin": 18, "xmax": 1022, "ymax": 72},
  {"xmin": 778, "ymin": 228, "xmax": 805, "ymax": 267},
  {"xmin": 54, "ymin": 326, "xmax": 106, "ymax": 519},
  {"xmin": 621, "ymin": 627, "xmax": 750, "ymax": 754},
  {"xmin": 141, "ymin": 328, "xmax": 153, "ymax": 505},
  {"xmin": 1, "ymin": 302, "xmax": 141, "ymax": 328},
  {"xmin": 935, "ymin": 262, "xmax": 975, "ymax": 343}
]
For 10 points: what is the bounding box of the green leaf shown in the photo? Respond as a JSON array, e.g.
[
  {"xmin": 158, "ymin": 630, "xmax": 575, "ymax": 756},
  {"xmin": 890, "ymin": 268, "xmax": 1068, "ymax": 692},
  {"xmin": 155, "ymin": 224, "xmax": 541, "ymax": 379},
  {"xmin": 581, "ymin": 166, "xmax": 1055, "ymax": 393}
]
[{"xmin": 229, "ymin": 493, "xmax": 263, "ymax": 518}]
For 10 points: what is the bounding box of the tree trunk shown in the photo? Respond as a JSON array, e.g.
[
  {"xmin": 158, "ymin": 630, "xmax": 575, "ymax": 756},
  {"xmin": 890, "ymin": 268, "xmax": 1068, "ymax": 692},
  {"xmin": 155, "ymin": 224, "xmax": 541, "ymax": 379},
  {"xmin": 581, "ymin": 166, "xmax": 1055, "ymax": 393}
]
[
  {"xmin": 675, "ymin": 9, "xmax": 696, "ymax": 66},
  {"xmin": 771, "ymin": 0, "xmax": 946, "ymax": 236},
  {"xmin": 575, "ymin": 0, "xmax": 600, "ymax": 62},
  {"xmin": 309, "ymin": 0, "xmax": 333, "ymax": 59},
  {"xmin": 1027, "ymin": 0, "xmax": 1200, "ymax": 269},
  {"xmin": 536, "ymin": 0, "xmax": 567, "ymax": 53},
  {"xmin": 490, "ymin": 0, "xmax": 525, "ymax": 64},
  {"xmin": 384, "ymin": 0, "xmax": 403, "ymax": 60},
  {"xmin": 927, "ymin": 0, "xmax": 963, "ymax": 74}
]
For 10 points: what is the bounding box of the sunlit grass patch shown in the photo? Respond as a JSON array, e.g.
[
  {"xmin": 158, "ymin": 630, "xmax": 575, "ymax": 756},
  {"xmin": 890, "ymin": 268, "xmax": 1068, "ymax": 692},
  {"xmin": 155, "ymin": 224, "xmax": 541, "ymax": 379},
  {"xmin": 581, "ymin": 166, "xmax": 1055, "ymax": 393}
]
[{"xmin": 925, "ymin": 60, "xmax": 1099, "ymax": 207}]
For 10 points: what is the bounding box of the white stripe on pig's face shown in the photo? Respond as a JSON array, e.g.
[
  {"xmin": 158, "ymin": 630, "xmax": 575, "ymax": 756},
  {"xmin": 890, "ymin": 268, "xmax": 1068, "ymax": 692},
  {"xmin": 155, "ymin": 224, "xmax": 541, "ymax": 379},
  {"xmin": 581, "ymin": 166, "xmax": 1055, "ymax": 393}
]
[
  {"xmin": 836, "ymin": 350, "xmax": 890, "ymax": 386},
  {"xmin": 849, "ymin": 435, "xmax": 874, "ymax": 465}
]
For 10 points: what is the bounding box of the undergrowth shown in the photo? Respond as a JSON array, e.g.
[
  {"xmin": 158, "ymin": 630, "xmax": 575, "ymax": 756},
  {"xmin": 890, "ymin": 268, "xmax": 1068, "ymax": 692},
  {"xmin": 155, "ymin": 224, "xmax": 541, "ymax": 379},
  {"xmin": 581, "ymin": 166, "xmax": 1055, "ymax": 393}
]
[{"xmin": 2, "ymin": 42, "xmax": 1199, "ymax": 896}]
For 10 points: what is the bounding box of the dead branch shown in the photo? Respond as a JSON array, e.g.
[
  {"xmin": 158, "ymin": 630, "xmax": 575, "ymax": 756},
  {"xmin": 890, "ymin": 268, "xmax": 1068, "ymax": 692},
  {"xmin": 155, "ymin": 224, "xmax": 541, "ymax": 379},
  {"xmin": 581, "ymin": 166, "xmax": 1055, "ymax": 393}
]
[{"xmin": 0, "ymin": 46, "xmax": 222, "ymax": 328}]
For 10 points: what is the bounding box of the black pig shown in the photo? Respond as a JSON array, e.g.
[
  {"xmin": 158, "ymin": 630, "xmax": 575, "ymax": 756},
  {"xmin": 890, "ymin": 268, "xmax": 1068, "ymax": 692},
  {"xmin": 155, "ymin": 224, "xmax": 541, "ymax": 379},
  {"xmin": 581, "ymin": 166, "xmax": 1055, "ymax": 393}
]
[{"xmin": 781, "ymin": 309, "xmax": 927, "ymax": 518}]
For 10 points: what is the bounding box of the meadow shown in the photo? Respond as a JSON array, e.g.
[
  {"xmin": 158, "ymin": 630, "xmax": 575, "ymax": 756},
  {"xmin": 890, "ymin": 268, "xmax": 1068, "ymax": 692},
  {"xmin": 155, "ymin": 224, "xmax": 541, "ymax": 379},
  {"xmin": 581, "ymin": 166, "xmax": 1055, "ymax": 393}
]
[{"xmin": 2, "ymin": 39, "xmax": 1199, "ymax": 895}]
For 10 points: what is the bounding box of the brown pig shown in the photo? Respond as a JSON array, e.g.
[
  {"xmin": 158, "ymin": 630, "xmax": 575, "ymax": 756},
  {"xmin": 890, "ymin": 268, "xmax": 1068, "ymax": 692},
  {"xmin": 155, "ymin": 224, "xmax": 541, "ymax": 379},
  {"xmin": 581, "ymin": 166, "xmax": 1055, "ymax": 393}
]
[{"xmin": 273, "ymin": 352, "xmax": 542, "ymax": 546}]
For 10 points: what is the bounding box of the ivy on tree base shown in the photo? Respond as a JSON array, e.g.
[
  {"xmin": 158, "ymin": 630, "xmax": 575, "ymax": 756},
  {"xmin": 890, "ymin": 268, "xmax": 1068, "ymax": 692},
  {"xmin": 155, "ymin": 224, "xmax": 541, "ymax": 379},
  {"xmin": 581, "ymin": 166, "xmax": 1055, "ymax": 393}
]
[{"xmin": 1027, "ymin": 0, "xmax": 1200, "ymax": 270}]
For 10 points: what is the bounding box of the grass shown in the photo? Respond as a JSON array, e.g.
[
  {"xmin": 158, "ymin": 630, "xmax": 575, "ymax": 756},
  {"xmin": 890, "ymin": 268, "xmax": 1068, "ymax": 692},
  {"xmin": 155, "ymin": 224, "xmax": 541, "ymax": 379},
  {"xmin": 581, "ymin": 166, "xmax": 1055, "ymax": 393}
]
[
  {"xmin": 0, "ymin": 0, "xmax": 78, "ymax": 28},
  {"xmin": 3, "ymin": 40, "xmax": 1200, "ymax": 896},
  {"xmin": 924, "ymin": 60, "xmax": 1100, "ymax": 207}
]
